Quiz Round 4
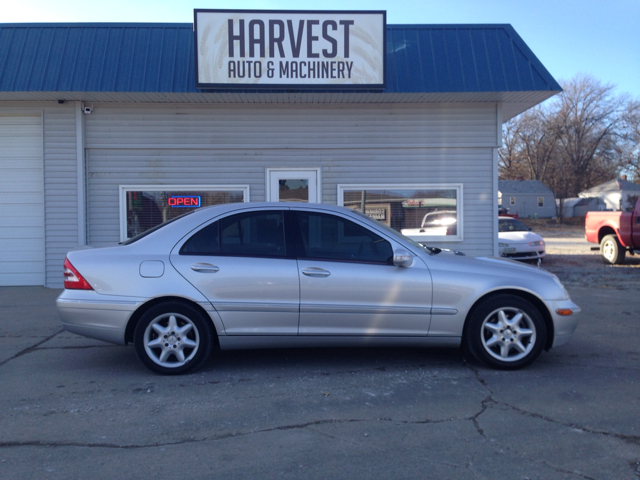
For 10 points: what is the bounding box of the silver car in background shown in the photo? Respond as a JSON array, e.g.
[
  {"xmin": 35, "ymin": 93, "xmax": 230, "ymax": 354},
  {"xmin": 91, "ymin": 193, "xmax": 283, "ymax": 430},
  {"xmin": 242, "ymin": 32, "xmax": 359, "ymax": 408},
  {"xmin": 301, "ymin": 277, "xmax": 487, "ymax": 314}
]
[{"xmin": 57, "ymin": 203, "xmax": 580, "ymax": 375}]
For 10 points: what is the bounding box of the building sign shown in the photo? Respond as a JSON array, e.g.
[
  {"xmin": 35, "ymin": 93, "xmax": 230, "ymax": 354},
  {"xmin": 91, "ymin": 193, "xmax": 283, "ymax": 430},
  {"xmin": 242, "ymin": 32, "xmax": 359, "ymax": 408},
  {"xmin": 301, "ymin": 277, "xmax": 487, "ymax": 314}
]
[
  {"xmin": 194, "ymin": 9, "xmax": 386, "ymax": 89},
  {"xmin": 168, "ymin": 196, "xmax": 201, "ymax": 207},
  {"xmin": 365, "ymin": 208, "xmax": 386, "ymax": 221}
]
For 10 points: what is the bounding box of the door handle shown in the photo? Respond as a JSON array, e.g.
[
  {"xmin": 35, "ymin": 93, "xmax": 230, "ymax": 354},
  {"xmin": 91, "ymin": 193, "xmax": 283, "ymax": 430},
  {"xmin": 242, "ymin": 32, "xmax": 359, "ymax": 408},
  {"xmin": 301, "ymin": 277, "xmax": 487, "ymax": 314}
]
[
  {"xmin": 190, "ymin": 263, "xmax": 220, "ymax": 273},
  {"xmin": 302, "ymin": 267, "xmax": 331, "ymax": 278}
]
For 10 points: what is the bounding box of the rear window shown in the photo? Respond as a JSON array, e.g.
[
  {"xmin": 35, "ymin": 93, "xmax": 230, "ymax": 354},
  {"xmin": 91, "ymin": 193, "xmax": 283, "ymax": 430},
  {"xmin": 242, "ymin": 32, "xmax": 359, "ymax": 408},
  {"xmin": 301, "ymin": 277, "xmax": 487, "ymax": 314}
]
[{"xmin": 121, "ymin": 212, "xmax": 193, "ymax": 245}]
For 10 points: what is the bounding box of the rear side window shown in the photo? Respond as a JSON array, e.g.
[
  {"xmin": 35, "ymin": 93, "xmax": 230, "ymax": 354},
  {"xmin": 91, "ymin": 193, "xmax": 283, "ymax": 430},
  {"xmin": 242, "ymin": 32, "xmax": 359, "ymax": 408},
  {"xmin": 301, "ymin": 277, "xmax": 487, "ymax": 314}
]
[
  {"xmin": 180, "ymin": 211, "xmax": 287, "ymax": 258},
  {"xmin": 180, "ymin": 222, "xmax": 219, "ymax": 255},
  {"xmin": 294, "ymin": 211, "xmax": 393, "ymax": 264}
]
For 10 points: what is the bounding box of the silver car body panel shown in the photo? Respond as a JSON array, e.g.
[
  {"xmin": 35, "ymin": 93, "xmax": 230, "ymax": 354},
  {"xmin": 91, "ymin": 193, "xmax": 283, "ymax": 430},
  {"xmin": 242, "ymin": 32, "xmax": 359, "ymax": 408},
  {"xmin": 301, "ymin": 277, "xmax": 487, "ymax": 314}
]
[
  {"xmin": 297, "ymin": 257, "xmax": 432, "ymax": 336},
  {"xmin": 56, "ymin": 202, "xmax": 580, "ymax": 355},
  {"xmin": 218, "ymin": 335, "xmax": 461, "ymax": 350},
  {"xmin": 170, "ymin": 254, "xmax": 300, "ymax": 335}
]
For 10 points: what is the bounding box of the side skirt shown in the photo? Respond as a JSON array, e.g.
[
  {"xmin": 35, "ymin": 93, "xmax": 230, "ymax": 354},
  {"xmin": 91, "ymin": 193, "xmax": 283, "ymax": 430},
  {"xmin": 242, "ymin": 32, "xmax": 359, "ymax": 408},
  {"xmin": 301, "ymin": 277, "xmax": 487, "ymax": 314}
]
[{"xmin": 218, "ymin": 335, "xmax": 461, "ymax": 351}]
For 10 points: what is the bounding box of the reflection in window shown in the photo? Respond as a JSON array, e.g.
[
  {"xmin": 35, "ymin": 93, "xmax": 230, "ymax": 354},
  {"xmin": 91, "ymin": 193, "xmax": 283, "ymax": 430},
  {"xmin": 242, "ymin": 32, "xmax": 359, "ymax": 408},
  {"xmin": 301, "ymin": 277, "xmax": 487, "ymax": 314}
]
[
  {"xmin": 123, "ymin": 188, "xmax": 245, "ymax": 239},
  {"xmin": 220, "ymin": 211, "xmax": 286, "ymax": 257},
  {"xmin": 294, "ymin": 211, "xmax": 393, "ymax": 264},
  {"xmin": 340, "ymin": 186, "xmax": 461, "ymax": 240},
  {"xmin": 181, "ymin": 211, "xmax": 286, "ymax": 258}
]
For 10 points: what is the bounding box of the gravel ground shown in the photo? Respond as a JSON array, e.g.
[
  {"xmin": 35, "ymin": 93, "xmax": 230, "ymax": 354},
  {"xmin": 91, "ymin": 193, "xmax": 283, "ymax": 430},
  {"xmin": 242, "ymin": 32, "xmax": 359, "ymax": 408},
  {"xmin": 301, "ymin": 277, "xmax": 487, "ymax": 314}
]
[{"xmin": 535, "ymin": 226, "xmax": 640, "ymax": 290}]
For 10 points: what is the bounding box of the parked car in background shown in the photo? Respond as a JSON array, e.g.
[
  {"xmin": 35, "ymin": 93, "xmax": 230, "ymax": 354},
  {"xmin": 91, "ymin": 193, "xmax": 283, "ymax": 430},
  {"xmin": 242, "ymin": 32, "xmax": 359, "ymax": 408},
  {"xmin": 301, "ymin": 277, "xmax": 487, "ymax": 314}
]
[
  {"xmin": 498, "ymin": 216, "xmax": 546, "ymax": 261},
  {"xmin": 57, "ymin": 203, "xmax": 578, "ymax": 375},
  {"xmin": 401, "ymin": 210, "xmax": 457, "ymax": 236},
  {"xmin": 585, "ymin": 196, "xmax": 640, "ymax": 265}
]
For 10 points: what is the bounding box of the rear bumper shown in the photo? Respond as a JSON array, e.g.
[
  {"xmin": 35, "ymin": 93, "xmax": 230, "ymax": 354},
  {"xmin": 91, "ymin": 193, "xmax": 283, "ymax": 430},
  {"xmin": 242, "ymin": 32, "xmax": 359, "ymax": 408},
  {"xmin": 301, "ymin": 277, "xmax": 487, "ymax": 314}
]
[{"xmin": 56, "ymin": 291, "xmax": 142, "ymax": 345}]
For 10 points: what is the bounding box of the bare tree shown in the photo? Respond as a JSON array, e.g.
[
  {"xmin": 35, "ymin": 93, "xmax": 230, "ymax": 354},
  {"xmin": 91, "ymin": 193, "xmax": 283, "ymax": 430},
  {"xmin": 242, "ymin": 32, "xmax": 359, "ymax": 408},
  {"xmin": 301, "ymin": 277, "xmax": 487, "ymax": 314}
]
[
  {"xmin": 499, "ymin": 74, "xmax": 637, "ymax": 220},
  {"xmin": 554, "ymin": 75, "xmax": 630, "ymax": 195}
]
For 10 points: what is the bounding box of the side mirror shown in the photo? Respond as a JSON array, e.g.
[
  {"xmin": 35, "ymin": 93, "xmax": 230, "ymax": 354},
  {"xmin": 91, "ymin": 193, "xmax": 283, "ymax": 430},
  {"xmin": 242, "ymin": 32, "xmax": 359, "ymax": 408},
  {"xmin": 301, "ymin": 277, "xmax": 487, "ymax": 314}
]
[{"xmin": 393, "ymin": 248, "xmax": 413, "ymax": 267}]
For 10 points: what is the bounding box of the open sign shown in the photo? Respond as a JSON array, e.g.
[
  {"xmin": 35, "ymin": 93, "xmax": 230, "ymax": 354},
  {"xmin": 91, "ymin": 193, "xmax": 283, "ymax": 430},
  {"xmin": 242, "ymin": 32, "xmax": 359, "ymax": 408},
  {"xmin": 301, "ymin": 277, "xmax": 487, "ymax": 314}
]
[{"xmin": 168, "ymin": 196, "xmax": 201, "ymax": 207}]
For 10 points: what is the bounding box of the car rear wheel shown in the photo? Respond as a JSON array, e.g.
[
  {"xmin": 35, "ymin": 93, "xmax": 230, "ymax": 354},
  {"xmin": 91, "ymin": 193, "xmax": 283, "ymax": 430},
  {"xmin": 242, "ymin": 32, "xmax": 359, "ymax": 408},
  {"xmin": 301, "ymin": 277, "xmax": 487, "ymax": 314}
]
[
  {"xmin": 134, "ymin": 301, "xmax": 214, "ymax": 375},
  {"xmin": 600, "ymin": 234, "xmax": 625, "ymax": 265},
  {"xmin": 464, "ymin": 294, "xmax": 546, "ymax": 370}
]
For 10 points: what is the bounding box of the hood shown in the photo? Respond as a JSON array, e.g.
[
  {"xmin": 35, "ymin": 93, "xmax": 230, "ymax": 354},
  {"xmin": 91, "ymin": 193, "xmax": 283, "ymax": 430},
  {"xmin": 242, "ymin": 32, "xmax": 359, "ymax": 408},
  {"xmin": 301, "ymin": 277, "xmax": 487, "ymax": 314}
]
[{"xmin": 499, "ymin": 231, "xmax": 543, "ymax": 243}]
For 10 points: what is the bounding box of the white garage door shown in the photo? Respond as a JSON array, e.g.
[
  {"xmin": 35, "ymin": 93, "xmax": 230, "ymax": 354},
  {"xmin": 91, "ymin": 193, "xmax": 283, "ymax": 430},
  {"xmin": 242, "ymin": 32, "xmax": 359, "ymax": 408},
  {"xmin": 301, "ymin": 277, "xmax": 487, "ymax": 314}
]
[{"xmin": 0, "ymin": 113, "xmax": 45, "ymax": 286}]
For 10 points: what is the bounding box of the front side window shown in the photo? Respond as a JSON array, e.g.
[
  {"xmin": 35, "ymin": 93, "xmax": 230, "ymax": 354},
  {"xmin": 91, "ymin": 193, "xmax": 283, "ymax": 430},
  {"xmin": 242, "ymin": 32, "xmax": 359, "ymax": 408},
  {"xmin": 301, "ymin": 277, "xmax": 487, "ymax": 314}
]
[
  {"xmin": 510, "ymin": 197, "xmax": 516, "ymax": 206},
  {"xmin": 338, "ymin": 185, "xmax": 462, "ymax": 241},
  {"xmin": 293, "ymin": 211, "xmax": 393, "ymax": 264},
  {"xmin": 181, "ymin": 211, "xmax": 287, "ymax": 258},
  {"xmin": 538, "ymin": 197, "xmax": 544, "ymax": 207},
  {"xmin": 120, "ymin": 186, "xmax": 248, "ymax": 241}
]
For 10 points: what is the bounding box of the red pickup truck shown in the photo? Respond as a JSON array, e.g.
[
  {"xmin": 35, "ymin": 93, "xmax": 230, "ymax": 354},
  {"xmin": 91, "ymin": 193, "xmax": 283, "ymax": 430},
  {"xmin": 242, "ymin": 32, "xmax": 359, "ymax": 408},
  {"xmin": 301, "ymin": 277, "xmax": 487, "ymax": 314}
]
[{"xmin": 585, "ymin": 197, "xmax": 640, "ymax": 264}]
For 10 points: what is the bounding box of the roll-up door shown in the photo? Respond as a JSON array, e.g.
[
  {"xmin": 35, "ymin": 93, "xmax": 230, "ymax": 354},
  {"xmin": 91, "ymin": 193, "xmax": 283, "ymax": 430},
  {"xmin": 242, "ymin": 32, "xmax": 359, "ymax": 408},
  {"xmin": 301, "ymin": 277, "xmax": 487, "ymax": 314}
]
[{"xmin": 0, "ymin": 113, "xmax": 45, "ymax": 286}]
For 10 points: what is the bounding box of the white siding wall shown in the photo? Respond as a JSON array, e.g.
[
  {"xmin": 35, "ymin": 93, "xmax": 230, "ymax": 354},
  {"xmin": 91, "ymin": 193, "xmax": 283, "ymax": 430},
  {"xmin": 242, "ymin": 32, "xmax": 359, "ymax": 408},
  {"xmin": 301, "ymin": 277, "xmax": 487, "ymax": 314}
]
[
  {"xmin": 85, "ymin": 103, "xmax": 498, "ymax": 257},
  {"xmin": 0, "ymin": 102, "xmax": 78, "ymax": 288}
]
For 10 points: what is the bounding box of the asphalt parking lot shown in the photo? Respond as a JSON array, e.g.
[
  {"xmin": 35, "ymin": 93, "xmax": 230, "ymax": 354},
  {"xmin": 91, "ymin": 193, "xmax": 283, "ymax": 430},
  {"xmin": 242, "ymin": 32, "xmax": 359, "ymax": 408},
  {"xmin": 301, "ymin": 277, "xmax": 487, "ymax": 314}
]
[{"xmin": 1, "ymin": 283, "xmax": 639, "ymax": 479}]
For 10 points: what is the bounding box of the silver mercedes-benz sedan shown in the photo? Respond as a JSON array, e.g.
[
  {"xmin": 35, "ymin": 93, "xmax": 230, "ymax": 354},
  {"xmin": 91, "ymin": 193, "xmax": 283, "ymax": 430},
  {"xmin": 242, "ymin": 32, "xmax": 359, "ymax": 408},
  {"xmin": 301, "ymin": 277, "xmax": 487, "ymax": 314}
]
[{"xmin": 57, "ymin": 202, "xmax": 580, "ymax": 375}]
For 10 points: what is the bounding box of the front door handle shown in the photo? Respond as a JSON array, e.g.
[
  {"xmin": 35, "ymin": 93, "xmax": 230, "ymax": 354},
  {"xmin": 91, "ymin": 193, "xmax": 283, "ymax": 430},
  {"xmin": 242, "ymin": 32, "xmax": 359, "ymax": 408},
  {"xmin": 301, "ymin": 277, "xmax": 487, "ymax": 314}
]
[
  {"xmin": 190, "ymin": 263, "xmax": 220, "ymax": 273},
  {"xmin": 302, "ymin": 267, "xmax": 331, "ymax": 278}
]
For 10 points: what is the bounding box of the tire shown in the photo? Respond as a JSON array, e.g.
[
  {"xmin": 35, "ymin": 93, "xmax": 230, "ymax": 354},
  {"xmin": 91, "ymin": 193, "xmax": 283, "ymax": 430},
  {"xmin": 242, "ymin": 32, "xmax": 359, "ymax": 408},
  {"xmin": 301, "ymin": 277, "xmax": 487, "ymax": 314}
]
[
  {"xmin": 464, "ymin": 294, "xmax": 547, "ymax": 370},
  {"xmin": 600, "ymin": 234, "xmax": 626, "ymax": 265},
  {"xmin": 134, "ymin": 301, "xmax": 214, "ymax": 375}
]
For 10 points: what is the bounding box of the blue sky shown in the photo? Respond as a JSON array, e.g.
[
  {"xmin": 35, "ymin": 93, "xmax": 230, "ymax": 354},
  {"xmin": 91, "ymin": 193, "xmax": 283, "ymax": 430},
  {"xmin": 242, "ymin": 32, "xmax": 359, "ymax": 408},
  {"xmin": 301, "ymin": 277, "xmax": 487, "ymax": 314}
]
[{"xmin": 4, "ymin": 0, "xmax": 639, "ymax": 99}]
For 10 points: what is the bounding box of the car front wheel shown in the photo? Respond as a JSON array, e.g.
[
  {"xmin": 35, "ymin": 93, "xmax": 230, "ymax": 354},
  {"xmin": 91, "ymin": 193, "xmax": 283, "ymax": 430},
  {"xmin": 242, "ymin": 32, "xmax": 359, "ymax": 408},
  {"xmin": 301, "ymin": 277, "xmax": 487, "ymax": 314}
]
[
  {"xmin": 464, "ymin": 294, "xmax": 546, "ymax": 369},
  {"xmin": 134, "ymin": 301, "xmax": 214, "ymax": 375}
]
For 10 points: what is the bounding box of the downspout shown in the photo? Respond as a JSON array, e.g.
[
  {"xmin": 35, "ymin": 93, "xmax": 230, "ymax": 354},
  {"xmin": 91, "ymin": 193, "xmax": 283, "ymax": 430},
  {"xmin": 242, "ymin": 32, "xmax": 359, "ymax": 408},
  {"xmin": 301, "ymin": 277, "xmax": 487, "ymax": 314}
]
[
  {"xmin": 494, "ymin": 103, "xmax": 503, "ymax": 257},
  {"xmin": 76, "ymin": 101, "xmax": 86, "ymax": 246}
]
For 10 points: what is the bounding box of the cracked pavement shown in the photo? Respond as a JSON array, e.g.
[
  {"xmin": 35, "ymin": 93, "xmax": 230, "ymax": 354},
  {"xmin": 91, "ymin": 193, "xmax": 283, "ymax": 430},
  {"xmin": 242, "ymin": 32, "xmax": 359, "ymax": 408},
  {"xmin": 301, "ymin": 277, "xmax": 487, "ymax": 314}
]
[{"xmin": 0, "ymin": 286, "xmax": 639, "ymax": 479}]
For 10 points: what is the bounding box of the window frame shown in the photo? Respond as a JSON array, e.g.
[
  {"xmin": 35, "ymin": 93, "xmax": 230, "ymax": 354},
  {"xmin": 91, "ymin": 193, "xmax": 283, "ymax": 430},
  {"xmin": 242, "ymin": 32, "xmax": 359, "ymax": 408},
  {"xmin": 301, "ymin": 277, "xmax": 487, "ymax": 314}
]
[
  {"xmin": 337, "ymin": 183, "xmax": 463, "ymax": 242},
  {"xmin": 119, "ymin": 185, "xmax": 249, "ymax": 242}
]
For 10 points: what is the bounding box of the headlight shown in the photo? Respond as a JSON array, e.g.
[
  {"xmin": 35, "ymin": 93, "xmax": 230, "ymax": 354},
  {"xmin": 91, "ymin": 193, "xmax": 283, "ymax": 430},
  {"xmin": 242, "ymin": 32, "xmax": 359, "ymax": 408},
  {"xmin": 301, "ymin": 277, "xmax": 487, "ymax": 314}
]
[
  {"xmin": 499, "ymin": 242, "xmax": 509, "ymax": 247},
  {"xmin": 529, "ymin": 240, "xmax": 544, "ymax": 246}
]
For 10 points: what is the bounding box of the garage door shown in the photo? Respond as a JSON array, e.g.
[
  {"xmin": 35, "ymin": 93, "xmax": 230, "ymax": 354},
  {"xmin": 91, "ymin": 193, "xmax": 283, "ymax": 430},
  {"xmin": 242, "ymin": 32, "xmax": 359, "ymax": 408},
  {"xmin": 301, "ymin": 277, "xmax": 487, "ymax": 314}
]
[{"xmin": 0, "ymin": 113, "xmax": 45, "ymax": 286}]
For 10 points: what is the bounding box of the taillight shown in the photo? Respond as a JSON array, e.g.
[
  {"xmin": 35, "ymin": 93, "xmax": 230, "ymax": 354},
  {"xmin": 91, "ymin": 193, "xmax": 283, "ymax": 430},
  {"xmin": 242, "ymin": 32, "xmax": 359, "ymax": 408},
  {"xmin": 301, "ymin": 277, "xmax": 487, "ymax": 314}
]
[{"xmin": 63, "ymin": 258, "xmax": 93, "ymax": 290}]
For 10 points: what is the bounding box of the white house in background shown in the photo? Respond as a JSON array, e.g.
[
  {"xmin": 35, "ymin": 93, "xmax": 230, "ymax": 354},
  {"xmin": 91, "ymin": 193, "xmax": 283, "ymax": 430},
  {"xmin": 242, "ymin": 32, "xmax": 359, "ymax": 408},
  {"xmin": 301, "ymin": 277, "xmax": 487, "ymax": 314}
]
[
  {"xmin": 578, "ymin": 177, "xmax": 640, "ymax": 211},
  {"xmin": 559, "ymin": 197, "xmax": 603, "ymax": 218},
  {"xmin": 498, "ymin": 180, "xmax": 556, "ymax": 218}
]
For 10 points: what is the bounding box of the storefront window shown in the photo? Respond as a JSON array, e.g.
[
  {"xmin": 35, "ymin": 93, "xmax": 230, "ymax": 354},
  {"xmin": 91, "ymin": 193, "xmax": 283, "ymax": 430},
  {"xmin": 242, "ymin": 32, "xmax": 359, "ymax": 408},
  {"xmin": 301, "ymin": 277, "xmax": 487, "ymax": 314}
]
[
  {"xmin": 338, "ymin": 185, "xmax": 462, "ymax": 241},
  {"xmin": 119, "ymin": 186, "xmax": 248, "ymax": 241}
]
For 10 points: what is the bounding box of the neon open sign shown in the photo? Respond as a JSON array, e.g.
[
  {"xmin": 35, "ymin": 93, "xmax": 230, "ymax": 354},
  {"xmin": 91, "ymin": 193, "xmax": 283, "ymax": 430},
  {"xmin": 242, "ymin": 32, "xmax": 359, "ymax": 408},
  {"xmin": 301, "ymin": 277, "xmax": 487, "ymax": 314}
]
[{"xmin": 168, "ymin": 196, "xmax": 201, "ymax": 207}]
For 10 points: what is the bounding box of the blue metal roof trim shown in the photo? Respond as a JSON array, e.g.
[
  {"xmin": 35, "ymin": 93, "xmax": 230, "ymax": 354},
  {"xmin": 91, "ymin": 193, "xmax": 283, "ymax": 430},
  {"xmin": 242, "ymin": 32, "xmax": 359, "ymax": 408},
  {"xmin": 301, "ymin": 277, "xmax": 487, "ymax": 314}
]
[
  {"xmin": 0, "ymin": 23, "xmax": 561, "ymax": 94},
  {"xmin": 384, "ymin": 24, "xmax": 561, "ymax": 94}
]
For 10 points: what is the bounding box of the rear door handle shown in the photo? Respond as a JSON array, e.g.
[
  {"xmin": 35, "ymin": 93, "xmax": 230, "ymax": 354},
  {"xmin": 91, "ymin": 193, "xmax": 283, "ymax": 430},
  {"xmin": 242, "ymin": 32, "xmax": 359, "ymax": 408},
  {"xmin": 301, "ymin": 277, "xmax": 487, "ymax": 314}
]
[
  {"xmin": 191, "ymin": 263, "xmax": 220, "ymax": 273},
  {"xmin": 302, "ymin": 267, "xmax": 331, "ymax": 278}
]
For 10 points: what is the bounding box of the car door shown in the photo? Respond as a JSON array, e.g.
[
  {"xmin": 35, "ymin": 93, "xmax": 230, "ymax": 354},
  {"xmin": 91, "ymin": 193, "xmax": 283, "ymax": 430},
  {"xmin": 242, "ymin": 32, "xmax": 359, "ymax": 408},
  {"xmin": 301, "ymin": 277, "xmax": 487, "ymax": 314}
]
[
  {"xmin": 170, "ymin": 209, "xmax": 300, "ymax": 335},
  {"xmin": 292, "ymin": 210, "xmax": 432, "ymax": 336}
]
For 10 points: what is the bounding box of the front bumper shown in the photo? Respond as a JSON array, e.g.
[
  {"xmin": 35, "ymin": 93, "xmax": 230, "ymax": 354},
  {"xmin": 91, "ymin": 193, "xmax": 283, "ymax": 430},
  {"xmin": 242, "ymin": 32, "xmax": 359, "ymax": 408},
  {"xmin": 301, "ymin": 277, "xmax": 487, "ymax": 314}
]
[
  {"xmin": 547, "ymin": 298, "xmax": 581, "ymax": 348},
  {"xmin": 500, "ymin": 245, "xmax": 546, "ymax": 260}
]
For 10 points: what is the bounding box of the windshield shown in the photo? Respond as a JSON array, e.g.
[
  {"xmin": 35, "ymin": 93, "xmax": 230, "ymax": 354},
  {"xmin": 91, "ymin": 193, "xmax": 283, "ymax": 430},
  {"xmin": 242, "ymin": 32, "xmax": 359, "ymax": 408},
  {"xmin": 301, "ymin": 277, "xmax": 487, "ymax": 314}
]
[
  {"xmin": 499, "ymin": 218, "xmax": 529, "ymax": 233},
  {"xmin": 121, "ymin": 211, "xmax": 194, "ymax": 245}
]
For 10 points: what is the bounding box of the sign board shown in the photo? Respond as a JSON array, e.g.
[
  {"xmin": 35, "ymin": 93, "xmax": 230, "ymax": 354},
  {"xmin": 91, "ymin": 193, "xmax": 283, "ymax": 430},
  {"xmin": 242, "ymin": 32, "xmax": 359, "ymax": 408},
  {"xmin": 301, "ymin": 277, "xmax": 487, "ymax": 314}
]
[
  {"xmin": 168, "ymin": 196, "xmax": 201, "ymax": 207},
  {"xmin": 365, "ymin": 208, "xmax": 387, "ymax": 221},
  {"xmin": 194, "ymin": 9, "xmax": 386, "ymax": 89}
]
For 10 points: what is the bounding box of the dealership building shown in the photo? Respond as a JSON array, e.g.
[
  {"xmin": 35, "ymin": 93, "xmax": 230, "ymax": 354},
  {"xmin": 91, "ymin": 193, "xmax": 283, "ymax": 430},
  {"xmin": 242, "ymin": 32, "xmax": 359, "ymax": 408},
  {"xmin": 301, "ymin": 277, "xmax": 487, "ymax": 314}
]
[{"xmin": 0, "ymin": 11, "xmax": 561, "ymax": 287}]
